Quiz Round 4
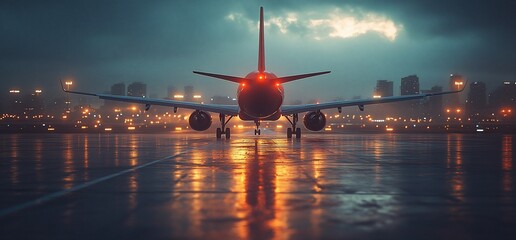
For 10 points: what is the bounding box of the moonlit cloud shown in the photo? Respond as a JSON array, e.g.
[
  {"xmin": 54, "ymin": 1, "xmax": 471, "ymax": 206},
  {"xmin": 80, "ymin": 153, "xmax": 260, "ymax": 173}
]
[{"xmin": 226, "ymin": 8, "xmax": 402, "ymax": 41}]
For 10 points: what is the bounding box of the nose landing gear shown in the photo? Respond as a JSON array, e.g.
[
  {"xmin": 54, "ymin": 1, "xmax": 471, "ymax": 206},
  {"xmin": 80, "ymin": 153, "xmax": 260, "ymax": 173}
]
[{"xmin": 254, "ymin": 120, "xmax": 261, "ymax": 135}]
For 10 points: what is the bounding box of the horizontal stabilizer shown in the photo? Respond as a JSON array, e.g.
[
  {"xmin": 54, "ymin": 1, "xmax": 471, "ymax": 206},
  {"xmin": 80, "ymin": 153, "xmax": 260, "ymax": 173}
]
[
  {"xmin": 275, "ymin": 71, "xmax": 331, "ymax": 83},
  {"xmin": 193, "ymin": 71, "xmax": 245, "ymax": 84}
]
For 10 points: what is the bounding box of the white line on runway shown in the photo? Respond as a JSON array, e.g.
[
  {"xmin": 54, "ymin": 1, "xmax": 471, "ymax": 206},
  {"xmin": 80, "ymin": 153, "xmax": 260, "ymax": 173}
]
[{"xmin": 0, "ymin": 150, "xmax": 192, "ymax": 218}]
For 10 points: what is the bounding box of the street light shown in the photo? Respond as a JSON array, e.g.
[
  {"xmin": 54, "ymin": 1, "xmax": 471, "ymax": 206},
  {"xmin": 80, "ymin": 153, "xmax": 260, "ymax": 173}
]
[
  {"xmin": 64, "ymin": 80, "xmax": 73, "ymax": 113},
  {"xmin": 65, "ymin": 81, "xmax": 73, "ymax": 91}
]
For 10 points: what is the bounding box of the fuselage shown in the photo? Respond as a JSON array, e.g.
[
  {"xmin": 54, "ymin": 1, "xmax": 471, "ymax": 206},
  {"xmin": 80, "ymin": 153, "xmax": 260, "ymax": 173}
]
[{"xmin": 237, "ymin": 71, "xmax": 284, "ymax": 119}]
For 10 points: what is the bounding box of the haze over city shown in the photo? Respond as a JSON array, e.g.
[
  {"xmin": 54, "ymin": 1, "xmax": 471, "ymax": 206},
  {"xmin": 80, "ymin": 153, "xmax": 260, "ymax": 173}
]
[{"xmin": 1, "ymin": 0, "xmax": 515, "ymax": 102}]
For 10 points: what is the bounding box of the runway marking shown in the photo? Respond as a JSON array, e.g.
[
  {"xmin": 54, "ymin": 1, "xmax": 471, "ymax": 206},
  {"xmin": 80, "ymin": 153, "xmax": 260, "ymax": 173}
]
[{"xmin": 0, "ymin": 149, "xmax": 193, "ymax": 218}]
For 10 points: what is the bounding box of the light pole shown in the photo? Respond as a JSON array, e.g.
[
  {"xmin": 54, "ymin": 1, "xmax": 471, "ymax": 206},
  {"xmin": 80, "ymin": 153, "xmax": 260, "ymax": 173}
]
[{"xmin": 65, "ymin": 81, "xmax": 73, "ymax": 113}]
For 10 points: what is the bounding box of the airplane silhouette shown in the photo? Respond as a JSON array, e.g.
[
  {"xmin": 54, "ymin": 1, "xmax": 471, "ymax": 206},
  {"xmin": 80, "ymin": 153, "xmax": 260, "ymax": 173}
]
[{"xmin": 62, "ymin": 7, "xmax": 465, "ymax": 139}]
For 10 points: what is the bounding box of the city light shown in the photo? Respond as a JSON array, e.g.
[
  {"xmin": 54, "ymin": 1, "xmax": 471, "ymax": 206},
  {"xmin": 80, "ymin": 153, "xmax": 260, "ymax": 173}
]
[
  {"xmin": 193, "ymin": 95, "xmax": 202, "ymax": 99},
  {"xmin": 174, "ymin": 95, "xmax": 184, "ymax": 99},
  {"xmin": 373, "ymin": 95, "xmax": 382, "ymax": 98},
  {"xmin": 65, "ymin": 81, "xmax": 73, "ymax": 86},
  {"xmin": 9, "ymin": 89, "xmax": 20, "ymax": 93},
  {"xmin": 35, "ymin": 89, "xmax": 42, "ymax": 93}
]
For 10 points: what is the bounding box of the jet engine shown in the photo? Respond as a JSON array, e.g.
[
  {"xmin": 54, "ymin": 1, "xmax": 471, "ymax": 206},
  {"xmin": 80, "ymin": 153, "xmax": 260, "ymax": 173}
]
[
  {"xmin": 303, "ymin": 111, "xmax": 326, "ymax": 131},
  {"xmin": 188, "ymin": 110, "xmax": 212, "ymax": 131}
]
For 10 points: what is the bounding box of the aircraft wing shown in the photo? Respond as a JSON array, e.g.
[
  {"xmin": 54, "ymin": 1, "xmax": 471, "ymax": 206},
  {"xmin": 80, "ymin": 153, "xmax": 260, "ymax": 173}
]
[
  {"xmin": 281, "ymin": 88, "xmax": 465, "ymax": 115},
  {"xmin": 61, "ymin": 84, "xmax": 239, "ymax": 116}
]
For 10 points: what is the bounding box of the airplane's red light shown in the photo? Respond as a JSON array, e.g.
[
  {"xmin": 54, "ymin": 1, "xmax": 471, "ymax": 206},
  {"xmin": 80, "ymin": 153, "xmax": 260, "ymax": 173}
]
[
  {"xmin": 259, "ymin": 75, "xmax": 263, "ymax": 80},
  {"xmin": 242, "ymin": 83, "xmax": 246, "ymax": 87},
  {"xmin": 276, "ymin": 83, "xmax": 280, "ymax": 86}
]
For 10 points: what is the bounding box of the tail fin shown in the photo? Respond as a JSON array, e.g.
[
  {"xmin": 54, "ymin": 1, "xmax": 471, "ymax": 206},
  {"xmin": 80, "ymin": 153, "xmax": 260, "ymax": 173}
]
[{"xmin": 258, "ymin": 6, "xmax": 265, "ymax": 73}]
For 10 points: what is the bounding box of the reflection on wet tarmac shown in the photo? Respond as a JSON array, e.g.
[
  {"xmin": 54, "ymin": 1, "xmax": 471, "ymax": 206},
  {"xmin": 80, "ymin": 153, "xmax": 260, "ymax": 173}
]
[
  {"xmin": 0, "ymin": 133, "xmax": 515, "ymax": 239},
  {"xmin": 502, "ymin": 135, "xmax": 512, "ymax": 193}
]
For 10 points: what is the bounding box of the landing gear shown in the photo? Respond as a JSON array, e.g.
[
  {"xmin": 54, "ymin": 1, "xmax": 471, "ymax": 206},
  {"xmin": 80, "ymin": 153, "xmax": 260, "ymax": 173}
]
[
  {"xmin": 285, "ymin": 113, "xmax": 301, "ymax": 139},
  {"xmin": 216, "ymin": 127, "xmax": 222, "ymax": 138},
  {"xmin": 216, "ymin": 114, "xmax": 233, "ymax": 139},
  {"xmin": 254, "ymin": 120, "xmax": 261, "ymax": 135}
]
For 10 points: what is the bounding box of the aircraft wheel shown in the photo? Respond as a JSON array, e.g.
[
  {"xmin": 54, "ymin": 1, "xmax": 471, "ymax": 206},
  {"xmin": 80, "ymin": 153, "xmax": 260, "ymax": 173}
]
[
  {"xmin": 216, "ymin": 128, "xmax": 222, "ymax": 139},
  {"xmin": 287, "ymin": 128, "xmax": 292, "ymax": 139},
  {"xmin": 258, "ymin": 129, "xmax": 261, "ymax": 135},
  {"xmin": 295, "ymin": 127, "xmax": 301, "ymax": 139},
  {"xmin": 225, "ymin": 128, "xmax": 231, "ymax": 139}
]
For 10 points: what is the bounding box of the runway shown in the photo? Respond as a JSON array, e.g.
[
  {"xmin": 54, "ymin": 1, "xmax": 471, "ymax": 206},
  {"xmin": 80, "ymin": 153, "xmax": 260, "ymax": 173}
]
[{"xmin": 0, "ymin": 133, "xmax": 515, "ymax": 239}]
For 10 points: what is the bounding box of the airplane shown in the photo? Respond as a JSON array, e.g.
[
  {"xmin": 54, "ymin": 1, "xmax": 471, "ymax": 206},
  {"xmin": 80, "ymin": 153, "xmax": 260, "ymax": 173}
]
[{"xmin": 62, "ymin": 7, "xmax": 465, "ymax": 139}]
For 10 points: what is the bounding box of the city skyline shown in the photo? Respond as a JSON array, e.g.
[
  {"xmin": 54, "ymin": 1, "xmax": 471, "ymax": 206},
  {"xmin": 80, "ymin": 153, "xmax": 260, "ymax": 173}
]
[{"xmin": 1, "ymin": 1, "xmax": 515, "ymax": 102}]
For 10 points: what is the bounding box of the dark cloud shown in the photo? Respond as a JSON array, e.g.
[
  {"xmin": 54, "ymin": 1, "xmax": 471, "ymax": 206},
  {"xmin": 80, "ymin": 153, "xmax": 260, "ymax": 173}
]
[{"xmin": 0, "ymin": 0, "xmax": 514, "ymax": 100}]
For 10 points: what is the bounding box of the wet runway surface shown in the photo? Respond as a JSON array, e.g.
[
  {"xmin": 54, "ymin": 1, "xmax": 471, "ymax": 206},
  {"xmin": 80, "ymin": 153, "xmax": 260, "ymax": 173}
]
[{"xmin": 0, "ymin": 133, "xmax": 515, "ymax": 239}]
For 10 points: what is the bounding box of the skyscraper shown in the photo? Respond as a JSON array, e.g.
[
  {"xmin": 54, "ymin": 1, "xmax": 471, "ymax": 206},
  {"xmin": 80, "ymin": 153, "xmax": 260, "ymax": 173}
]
[
  {"xmin": 184, "ymin": 86, "xmax": 194, "ymax": 102},
  {"xmin": 167, "ymin": 86, "xmax": 177, "ymax": 99},
  {"xmin": 489, "ymin": 81, "xmax": 516, "ymax": 110},
  {"xmin": 111, "ymin": 82, "xmax": 125, "ymax": 96},
  {"xmin": 24, "ymin": 89, "xmax": 44, "ymax": 115},
  {"xmin": 421, "ymin": 86, "xmax": 443, "ymax": 118},
  {"xmin": 375, "ymin": 80, "xmax": 393, "ymax": 97},
  {"xmin": 127, "ymin": 82, "xmax": 147, "ymax": 98},
  {"xmin": 446, "ymin": 74, "xmax": 465, "ymax": 109},
  {"xmin": 104, "ymin": 82, "xmax": 127, "ymax": 110},
  {"xmin": 399, "ymin": 75, "xmax": 420, "ymax": 117},
  {"xmin": 8, "ymin": 89, "xmax": 24, "ymax": 115},
  {"xmin": 400, "ymin": 75, "xmax": 419, "ymax": 95},
  {"xmin": 466, "ymin": 81, "xmax": 487, "ymax": 117}
]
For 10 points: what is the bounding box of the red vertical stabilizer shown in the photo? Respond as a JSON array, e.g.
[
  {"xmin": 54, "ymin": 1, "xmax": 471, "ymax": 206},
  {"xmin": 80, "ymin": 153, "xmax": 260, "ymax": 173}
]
[{"xmin": 258, "ymin": 7, "xmax": 265, "ymax": 73}]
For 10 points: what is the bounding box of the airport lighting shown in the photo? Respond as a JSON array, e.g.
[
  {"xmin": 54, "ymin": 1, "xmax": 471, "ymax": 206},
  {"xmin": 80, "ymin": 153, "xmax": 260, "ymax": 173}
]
[
  {"xmin": 64, "ymin": 81, "xmax": 73, "ymax": 91},
  {"xmin": 9, "ymin": 89, "xmax": 20, "ymax": 93}
]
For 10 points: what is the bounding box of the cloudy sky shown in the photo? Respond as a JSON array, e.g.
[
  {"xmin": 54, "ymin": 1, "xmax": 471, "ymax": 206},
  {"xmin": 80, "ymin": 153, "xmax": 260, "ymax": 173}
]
[{"xmin": 1, "ymin": 0, "xmax": 514, "ymax": 102}]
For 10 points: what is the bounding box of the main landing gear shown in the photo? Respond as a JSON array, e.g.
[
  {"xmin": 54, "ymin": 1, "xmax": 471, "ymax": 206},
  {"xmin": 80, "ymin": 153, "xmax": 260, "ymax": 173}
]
[
  {"xmin": 254, "ymin": 120, "xmax": 261, "ymax": 135},
  {"xmin": 284, "ymin": 113, "xmax": 301, "ymax": 139},
  {"xmin": 216, "ymin": 114, "xmax": 233, "ymax": 139}
]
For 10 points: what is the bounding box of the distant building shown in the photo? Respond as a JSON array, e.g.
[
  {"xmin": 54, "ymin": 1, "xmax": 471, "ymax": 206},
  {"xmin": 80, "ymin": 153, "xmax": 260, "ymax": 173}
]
[
  {"xmin": 489, "ymin": 81, "xmax": 516, "ymax": 110},
  {"xmin": 167, "ymin": 86, "xmax": 177, "ymax": 99},
  {"xmin": 399, "ymin": 75, "xmax": 420, "ymax": 117},
  {"xmin": 421, "ymin": 86, "xmax": 443, "ymax": 118},
  {"xmin": 184, "ymin": 86, "xmax": 194, "ymax": 102},
  {"xmin": 466, "ymin": 81, "xmax": 487, "ymax": 117},
  {"xmin": 400, "ymin": 75, "xmax": 419, "ymax": 95},
  {"xmin": 375, "ymin": 80, "xmax": 393, "ymax": 97},
  {"xmin": 111, "ymin": 82, "xmax": 125, "ymax": 96},
  {"xmin": 446, "ymin": 74, "xmax": 465, "ymax": 109},
  {"xmin": 8, "ymin": 89, "xmax": 24, "ymax": 115},
  {"xmin": 48, "ymin": 97, "xmax": 69, "ymax": 116},
  {"xmin": 103, "ymin": 82, "xmax": 127, "ymax": 110},
  {"xmin": 127, "ymin": 82, "xmax": 146, "ymax": 98},
  {"xmin": 23, "ymin": 89, "xmax": 44, "ymax": 116}
]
